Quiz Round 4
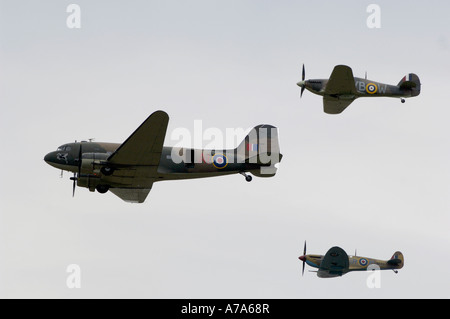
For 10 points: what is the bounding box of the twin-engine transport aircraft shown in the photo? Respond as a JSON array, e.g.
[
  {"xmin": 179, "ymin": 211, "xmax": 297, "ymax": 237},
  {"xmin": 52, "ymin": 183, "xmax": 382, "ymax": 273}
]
[
  {"xmin": 297, "ymin": 64, "xmax": 421, "ymax": 114},
  {"xmin": 298, "ymin": 242, "xmax": 404, "ymax": 278},
  {"xmin": 44, "ymin": 111, "xmax": 282, "ymax": 203}
]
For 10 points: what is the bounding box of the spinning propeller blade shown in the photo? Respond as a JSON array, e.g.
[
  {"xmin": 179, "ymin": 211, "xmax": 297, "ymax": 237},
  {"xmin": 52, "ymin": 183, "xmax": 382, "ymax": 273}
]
[
  {"xmin": 70, "ymin": 143, "xmax": 83, "ymax": 198},
  {"xmin": 300, "ymin": 64, "xmax": 306, "ymax": 98},
  {"xmin": 300, "ymin": 240, "xmax": 307, "ymax": 276},
  {"xmin": 72, "ymin": 174, "xmax": 76, "ymax": 197}
]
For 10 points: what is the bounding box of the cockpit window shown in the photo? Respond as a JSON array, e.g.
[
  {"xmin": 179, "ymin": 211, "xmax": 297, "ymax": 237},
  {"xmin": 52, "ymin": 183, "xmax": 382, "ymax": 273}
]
[{"xmin": 57, "ymin": 145, "xmax": 71, "ymax": 151}]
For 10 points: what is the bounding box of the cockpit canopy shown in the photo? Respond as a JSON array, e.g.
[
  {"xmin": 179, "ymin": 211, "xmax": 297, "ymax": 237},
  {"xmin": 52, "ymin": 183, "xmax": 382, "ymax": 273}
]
[{"xmin": 57, "ymin": 145, "xmax": 72, "ymax": 152}]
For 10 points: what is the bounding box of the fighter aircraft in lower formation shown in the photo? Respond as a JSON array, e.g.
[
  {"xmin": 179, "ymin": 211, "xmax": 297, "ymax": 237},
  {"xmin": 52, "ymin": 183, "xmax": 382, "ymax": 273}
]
[
  {"xmin": 298, "ymin": 242, "xmax": 404, "ymax": 278},
  {"xmin": 297, "ymin": 64, "xmax": 421, "ymax": 114},
  {"xmin": 44, "ymin": 111, "xmax": 282, "ymax": 203}
]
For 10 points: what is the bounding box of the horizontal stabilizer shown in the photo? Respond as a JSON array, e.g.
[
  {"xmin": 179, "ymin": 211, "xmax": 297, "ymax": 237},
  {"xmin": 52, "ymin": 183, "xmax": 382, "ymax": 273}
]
[
  {"xmin": 399, "ymin": 81, "xmax": 417, "ymax": 90},
  {"xmin": 387, "ymin": 251, "xmax": 404, "ymax": 268},
  {"xmin": 397, "ymin": 74, "xmax": 421, "ymax": 97},
  {"xmin": 387, "ymin": 258, "xmax": 402, "ymax": 266}
]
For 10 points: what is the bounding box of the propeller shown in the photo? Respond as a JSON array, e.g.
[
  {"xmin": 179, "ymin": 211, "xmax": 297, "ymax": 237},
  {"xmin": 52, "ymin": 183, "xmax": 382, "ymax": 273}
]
[
  {"xmin": 69, "ymin": 143, "xmax": 82, "ymax": 197},
  {"xmin": 299, "ymin": 241, "xmax": 307, "ymax": 276},
  {"xmin": 71, "ymin": 173, "xmax": 76, "ymax": 197},
  {"xmin": 299, "ymin": 64, "xmax": 306, "ymax": 98}
]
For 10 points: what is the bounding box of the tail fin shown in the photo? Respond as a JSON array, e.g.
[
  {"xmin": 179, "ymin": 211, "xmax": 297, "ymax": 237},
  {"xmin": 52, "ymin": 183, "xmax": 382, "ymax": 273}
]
[
  {"xmin": 236, "ymin": 124, "xmax": 282, "ymax": 177},
  {"xmin": 397, "ymin": 73, "xmax": 421, "ymax": 97},
  {"xmin": 387, "ymin": 251, "xmax": 404, "ymax": 269}
]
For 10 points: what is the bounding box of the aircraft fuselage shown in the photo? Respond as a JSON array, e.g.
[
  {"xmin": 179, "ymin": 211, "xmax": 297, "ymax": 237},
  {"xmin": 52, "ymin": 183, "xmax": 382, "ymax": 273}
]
[
  {"xmin": 44, "ymin": 112, "xmax": 282, "ymax": 202},
  {"xmin": 299, "ymin": 252, "xmax": 404, "ymax": 278},
  {"xmin": 300, "ymin": 77, "xmax": 412, "ymax": 99},
  {"xmin": 44, "ymin": 141, "xmax": 281, "ymax": 190}
]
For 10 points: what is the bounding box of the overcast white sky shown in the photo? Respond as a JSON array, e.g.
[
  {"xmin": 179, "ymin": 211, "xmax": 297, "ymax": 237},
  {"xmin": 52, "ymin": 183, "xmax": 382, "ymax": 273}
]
[{"xmin": 1, "ymin": 0, "xmax": 449, "ymax": 298}]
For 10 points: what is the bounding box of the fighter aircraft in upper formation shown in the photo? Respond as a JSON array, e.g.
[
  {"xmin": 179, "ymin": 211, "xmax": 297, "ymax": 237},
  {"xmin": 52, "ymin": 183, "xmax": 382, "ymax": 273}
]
[
  {"xmin": 298, "ymin": 242, "xmax": 404, "ymax": 278},
  {"xmin": 44, "ymin": 111, "xmax": 282, "ymax": 203},
  {"xmin": 297, "ymin": 64, "xmax": 421, "ymax": 114}
]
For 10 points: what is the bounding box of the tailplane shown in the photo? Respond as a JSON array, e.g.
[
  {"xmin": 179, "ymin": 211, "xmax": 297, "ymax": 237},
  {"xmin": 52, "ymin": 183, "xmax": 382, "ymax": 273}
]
[
  {"xmin": 387, "ymin": 251, "xmax": 404, "ymax": 269},
  {"xmin": 398, "ymin": 73, "xmax": 421, "ymax": 97}
]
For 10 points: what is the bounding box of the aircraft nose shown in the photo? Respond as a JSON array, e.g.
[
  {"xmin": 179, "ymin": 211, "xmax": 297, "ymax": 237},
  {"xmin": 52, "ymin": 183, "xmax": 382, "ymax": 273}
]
[
  {"xmin": 297, "ymin": 81, "xmax": 305, "ymax": 87},
  {"xmin": 299, "ymin": 256, "xmax": 306, "ymax": 262},
  {"xmin": 44, "ymin": 152, "xmax": 55, "ymax": 164}
]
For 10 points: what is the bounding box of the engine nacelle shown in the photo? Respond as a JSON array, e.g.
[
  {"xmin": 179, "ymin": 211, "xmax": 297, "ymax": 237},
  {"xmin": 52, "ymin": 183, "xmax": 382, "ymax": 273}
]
[
  {"xmin": 76, "ymin": 175, "xmax": 101, "ymax": 192},
  {"xmin": 80, "ymin": 153, "xmax": 110, "ymax": 175}
]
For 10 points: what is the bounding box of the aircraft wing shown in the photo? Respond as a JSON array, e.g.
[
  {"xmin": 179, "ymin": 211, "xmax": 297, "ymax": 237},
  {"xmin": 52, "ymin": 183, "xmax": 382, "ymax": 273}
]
[
  {"xmin": 109, "ymin": 187, "xmax": 152, "ymax": 204},
  {"xmin": 324, "ymin": 65, "xmax": 357, "ymax": 95},
  {"xmin": 323, "ymin": 96, "xmax": 355, "ymax": 114},
  {"xmin": 107, "ymin": 110, "xmax": 169, "ymax": 166},
  {"xmin": 319, "ymin": 246, "xmax": 349, "ymax": 276},
  {"xmin": 104, "ymin": 111, "xmax": 169, "ymax": 203}
]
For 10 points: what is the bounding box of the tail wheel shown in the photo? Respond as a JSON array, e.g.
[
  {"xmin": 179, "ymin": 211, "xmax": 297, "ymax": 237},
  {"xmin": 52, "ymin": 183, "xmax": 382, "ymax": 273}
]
[{"xmin": 240, "ymin": 172, "xmax": 252, "ymax": 182}]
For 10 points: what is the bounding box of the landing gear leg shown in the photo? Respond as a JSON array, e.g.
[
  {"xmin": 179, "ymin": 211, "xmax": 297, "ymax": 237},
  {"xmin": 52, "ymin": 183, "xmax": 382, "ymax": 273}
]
[{"xmin": 240, "ymin": 172, "xmax": 252, "ymax": 182}]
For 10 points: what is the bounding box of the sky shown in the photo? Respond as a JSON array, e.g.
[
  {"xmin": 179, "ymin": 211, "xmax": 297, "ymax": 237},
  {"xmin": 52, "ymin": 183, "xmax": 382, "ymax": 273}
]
[{"xmin": 0, "ymin": 0, "xmax": 449, "ymax": 298}]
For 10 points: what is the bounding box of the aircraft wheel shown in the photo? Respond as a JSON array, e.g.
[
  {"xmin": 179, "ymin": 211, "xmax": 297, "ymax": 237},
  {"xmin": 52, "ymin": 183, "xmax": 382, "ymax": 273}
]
[
  {"xmin": 245, "ymin": 175, "xmax": 253, "ymax": 182},
  {"xmin": 401, "ymin": 98, "xmax": 406, "ymax": 104},
  {"xmin": 101, "ymin": 166, "xmax": 114, "ymax": 176},
  {"xmin": 96, "ymin": 185, "xmax": 110, "ymax": 194}
]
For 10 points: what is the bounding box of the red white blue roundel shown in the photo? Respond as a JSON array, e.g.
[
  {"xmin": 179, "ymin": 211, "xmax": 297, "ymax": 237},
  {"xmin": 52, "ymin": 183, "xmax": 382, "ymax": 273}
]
[
  {"xmin": 359, "ymin": 258, "xmax": 368, "ymax": 267},
  {"xmin": 212, "ymin": 154, "xmax": 228, "ymax": 169}
]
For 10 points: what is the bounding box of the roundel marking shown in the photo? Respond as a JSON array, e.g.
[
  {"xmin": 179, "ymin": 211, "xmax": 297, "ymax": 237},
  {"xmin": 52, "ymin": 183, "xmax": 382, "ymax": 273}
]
[
  {"xmin": 212, "ymin": 154, "xmax": 228, "ymax": 169},
  {"xmin": 366, "ymin": 83, "xmax": 378, "ymax": 94},
  {"xmin": 359, "ymin": 258, "xmax": 369, "ymax": 267}
]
